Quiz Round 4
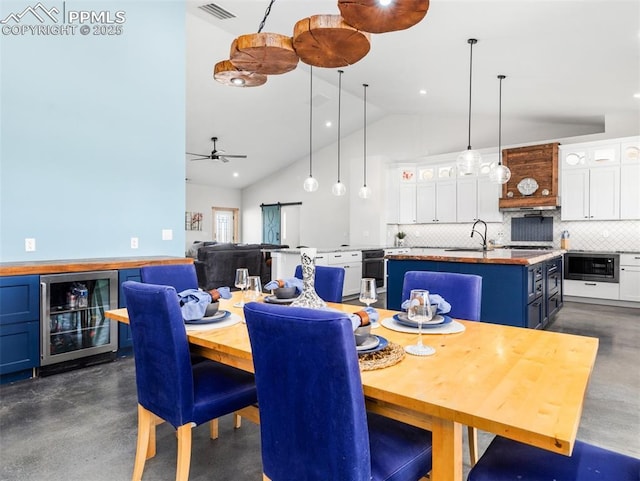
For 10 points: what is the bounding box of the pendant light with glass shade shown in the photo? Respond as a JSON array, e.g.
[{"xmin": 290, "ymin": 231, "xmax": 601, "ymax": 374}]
[
  {"xmin": 457, "ymin": 38, "xmax": 481, "ymax": 176},
  {"xmin": 332, "ymin": 69, "xmax": 347, "ymax": 196},
  {"xmin": 489, "ymin": 74, "xmax": 511, "ymax": 184},
  {"xmin": 303, "ymin": 66, "xmax": 319, "ymax": 192},
  {"xmin": 358, "ymin": 83, "xmax": 371, "ymax": 199}
]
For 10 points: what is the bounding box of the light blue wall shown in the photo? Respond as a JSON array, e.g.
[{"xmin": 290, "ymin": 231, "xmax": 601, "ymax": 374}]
[{"xmin": 0, "ymin": 0, "xmax": 185, "ymax": 262}]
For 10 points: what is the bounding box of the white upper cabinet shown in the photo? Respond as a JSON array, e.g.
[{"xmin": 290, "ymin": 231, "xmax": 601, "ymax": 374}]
[
  {"xmin": 620, "ymin": 139, "xmax": 640, "ymax": 220},
  {"xmin": 562, "ymin": 142, "xmax": 619, "ymax": 168},
  {"xmin": 398, "ymin": 164, "xmax": 417, "ymax": 224},
  {"xmin": 457, "ymin": 154, "xmax": 502, "ymax": 223},
  {"xmin": 561, "ymin": 140, "xmax": 626, "ymax": 221},
  {"xmin": 386, "ymin": 164, "xmax": 416, "ymax": 224},
  {"xmin": 416, "ymin": 163, "xmax": 456, "ymax": 223}
]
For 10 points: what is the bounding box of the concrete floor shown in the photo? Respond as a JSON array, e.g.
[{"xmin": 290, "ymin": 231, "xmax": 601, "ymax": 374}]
[{"xmin": 1, "ymin": 301, "xmax": 638, "ymax": 481}]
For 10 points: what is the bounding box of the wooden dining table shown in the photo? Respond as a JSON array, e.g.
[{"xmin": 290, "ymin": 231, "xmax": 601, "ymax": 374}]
[{"xmin": 106, "ymin": 291, "xmax": 599, "ymax": 481}]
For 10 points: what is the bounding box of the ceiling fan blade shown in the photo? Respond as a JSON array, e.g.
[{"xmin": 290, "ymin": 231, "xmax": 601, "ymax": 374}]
[{"xmin": 221, "ymin": 154, "xmax": 247, "ymax": 159}]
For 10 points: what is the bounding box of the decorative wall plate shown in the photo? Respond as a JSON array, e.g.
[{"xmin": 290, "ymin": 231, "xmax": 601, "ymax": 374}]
[{"xmin": 517, "ymin": 177, "xmax": 539, "ymax": 196}]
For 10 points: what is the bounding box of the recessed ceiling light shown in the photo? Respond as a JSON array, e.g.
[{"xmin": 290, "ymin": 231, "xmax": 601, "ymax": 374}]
[
  {"xmin": 325, "ymin": 121, "xmax": 332, "ymax": 127},
  {"xmin": 379, "ymin": 0, "xmax": 392, "ymax": 6},
  {"xmin": 419, "ymin": 89, "xmax": 427, "ymax": 95},
  {"xmin": 233, "ymin": 172, "xmax": 239, "ymax": 177},
  {"xmin": 634, "ymin": 93, "xmax": 640, "ymax": 99}
]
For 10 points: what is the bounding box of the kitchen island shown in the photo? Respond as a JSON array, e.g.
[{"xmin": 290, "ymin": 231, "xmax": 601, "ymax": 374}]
[{"xmin": 386, "ymin": 248, "xmax": 564, "ymax": 329}]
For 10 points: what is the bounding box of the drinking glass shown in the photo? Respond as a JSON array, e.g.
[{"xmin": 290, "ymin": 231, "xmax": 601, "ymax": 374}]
[
  {"xmin": 359, "ymin": 278, "xmax": 378, "ymax": 307},
  {"xmin": 246, "ymin": 276, "xmax": 262, "ymax": 302},
  {"xmin": 404, "ymin": 289, "xmax": 436, "ymax": 356},
  {"xmin": 234, "ymin": 268, "xmax": 249, "ymax": 307}
]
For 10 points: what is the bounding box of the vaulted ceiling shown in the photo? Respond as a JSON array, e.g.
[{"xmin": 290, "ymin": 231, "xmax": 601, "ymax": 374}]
[{"xmin": 185, "ymin": 0, "xmax": 640, "ymax": 188}]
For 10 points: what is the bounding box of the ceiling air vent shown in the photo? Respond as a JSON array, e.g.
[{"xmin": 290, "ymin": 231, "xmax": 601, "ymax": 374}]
[{"xmin": 198, "ymin": 3, "xmax": 236, "ymax": 20}]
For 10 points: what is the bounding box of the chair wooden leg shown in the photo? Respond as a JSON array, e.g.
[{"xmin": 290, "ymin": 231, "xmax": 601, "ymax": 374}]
[
  {"xmin": 176, "ymin": 423, "xmax": 193, "ymax": 481},
  {"xmin": 132, "ymin": 404, "xmax": 154, "ymax": 481},
  {"xmin": 468, "ymin": 426, "xmax": 479, "ymax": 466},
  {"xmin": 209, "ymin": 418, "xmax": 219, "ymax": 440},
  {"xmin": 234, "ymin": 413, "xmax": 242, "ymax": 429}
]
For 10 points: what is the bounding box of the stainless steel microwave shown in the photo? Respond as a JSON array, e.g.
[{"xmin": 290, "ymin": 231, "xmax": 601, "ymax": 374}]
[{"xmin": 564, "ymin": 252, "xmax": 619, "ymax": 283}]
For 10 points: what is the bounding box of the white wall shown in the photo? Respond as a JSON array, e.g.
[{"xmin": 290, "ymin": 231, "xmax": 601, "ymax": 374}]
[{"xmin": 185, "ymin": 182, "xmax": 241, "ymax": 251}]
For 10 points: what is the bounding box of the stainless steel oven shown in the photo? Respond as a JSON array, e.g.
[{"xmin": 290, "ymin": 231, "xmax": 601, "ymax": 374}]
[
  {"xmin": 564, "ymin": 252, "xmax": 619, "ymax": 283},
  {"xmin": 362, "ymin": 249, "xmax": 385, "ymax": 288}
]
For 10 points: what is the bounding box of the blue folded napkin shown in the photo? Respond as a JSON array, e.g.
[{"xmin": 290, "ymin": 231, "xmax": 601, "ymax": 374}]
[
  {"xmin": 177, "ymin": 288, "xmax": 213, "ymax": 321},
  {"xmin": 349, "ymin": 306, "xmax": 379, "ymax": 330},
  {"xmin": 214, "ymin": 286, "xmax": 232, "ymax": 300},
  {"xmin": 401, "ymin": 293, "xmax": 451, "ymax": 314},
  {"xmin": 323, "ymin": 306, "xmax": 379, "ymax": 330},
  {"xmin": 264, "ymin": 277, "xmax": 304, "ymax": 294},
  {"xmin": 177, "ymin": 287, "xmax": 232, "ymax": 320}
]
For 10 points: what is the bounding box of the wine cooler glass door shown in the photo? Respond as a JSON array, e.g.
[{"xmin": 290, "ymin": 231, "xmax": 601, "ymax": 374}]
[{"xmin": 40, "ymin": 270, "xmax": 118, "ymax": 366}]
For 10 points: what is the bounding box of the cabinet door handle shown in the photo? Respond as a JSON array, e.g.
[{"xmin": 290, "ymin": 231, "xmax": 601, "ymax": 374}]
[{"xmin": 584, "ymin": 282, "xmax": 597, "ymax": 286}]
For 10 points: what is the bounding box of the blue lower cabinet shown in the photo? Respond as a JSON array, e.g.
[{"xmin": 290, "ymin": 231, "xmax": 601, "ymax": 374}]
[
  {"xmin": 117, "ymin": 269, "xmax": 140, "ymax": 353},
  {"xmin": 387, "ymin": 258, "xmax": 562, "ymax": 329},
  {"xmin": 0, "ymin": 275, "xmax": 40, "ymax": 383}
]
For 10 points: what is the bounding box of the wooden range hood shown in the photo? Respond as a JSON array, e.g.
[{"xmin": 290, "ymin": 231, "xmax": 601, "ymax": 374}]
[{"xmin": 499, "ymin": 142, "xmax": 560, "ymax": 210}]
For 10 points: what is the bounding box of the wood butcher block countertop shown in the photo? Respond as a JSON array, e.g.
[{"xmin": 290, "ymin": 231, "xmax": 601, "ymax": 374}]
[
  {"xmin": 0, "ymin": 256, "xmax": 193, "ymax": 276},
  {"xmin": 386, "ymin": 248, "xmax": 565, "ymax": 265}
]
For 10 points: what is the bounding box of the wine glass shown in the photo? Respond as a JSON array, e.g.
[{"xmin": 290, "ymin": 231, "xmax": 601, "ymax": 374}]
[
  {"xmin": 246, "ymin": 276, "xmax": 262, "ymax": 302},
  {"xmin": 359, "ymin": 278, "xmax": 379, "ymax": 327},
  {"xmin": 404, "ymin": 289, "xmax": 436, "ymax": 356},
  {"xmin": 234, "ymin": 268, "xmax": 249, "ymax": 307}
]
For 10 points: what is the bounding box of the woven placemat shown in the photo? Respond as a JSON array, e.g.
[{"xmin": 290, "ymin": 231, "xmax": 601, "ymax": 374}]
[{"xmin": 358, "ymin": 342, "xmax": 405, "ymax": 371}]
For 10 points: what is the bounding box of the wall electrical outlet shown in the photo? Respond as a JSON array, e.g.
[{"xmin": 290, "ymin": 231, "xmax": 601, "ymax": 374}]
[
  {"xmin": 25, "ymin": 238, "xmax": 36, "ymax": 252},
  {"xmin": 162, "ymin": 229, "xmax": 173, "ymax": 241},
  {"xmin": 130, "ymin": 237, "xmax": 139, "ymax": 249}
]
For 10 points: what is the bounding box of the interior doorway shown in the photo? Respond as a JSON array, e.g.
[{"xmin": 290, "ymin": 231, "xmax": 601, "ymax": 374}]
[
  {"xmin": 212, "ymin": 207, "xmax": 239, "ymax": 243},
  {"xmin": 261, "ymin": 202, "xmax": 301, "ymax": 246}
]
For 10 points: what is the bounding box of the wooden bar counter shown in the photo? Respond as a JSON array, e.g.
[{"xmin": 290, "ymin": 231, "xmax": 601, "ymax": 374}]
[{"xmin": 0, "ymin": 256, "xmax": 193, "ymax": 277}]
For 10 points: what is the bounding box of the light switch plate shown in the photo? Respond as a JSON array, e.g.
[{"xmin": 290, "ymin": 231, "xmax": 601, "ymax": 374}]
[{"xmin": 162, "ymin": 229, "xmax": 173, "ymax": 241}]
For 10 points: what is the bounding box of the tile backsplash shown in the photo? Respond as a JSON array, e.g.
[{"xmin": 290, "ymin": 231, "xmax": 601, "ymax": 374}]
[{"xmin": 388, "ymin": 211, "xmax": 640, "ymax": 252}]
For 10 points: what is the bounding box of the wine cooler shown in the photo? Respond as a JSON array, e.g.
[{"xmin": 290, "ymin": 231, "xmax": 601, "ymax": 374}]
[{"xmin": 40, "ymin": 270, "xmax": 118, "ymax": 370}]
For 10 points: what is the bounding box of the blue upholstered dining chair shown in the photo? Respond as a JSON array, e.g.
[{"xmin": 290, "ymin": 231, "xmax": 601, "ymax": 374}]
[
  {"xmin": 401, "ymin": 270, "xmax": 482, "ymax": 465},
  {"xmin": 294, "ymin": 264, "xmax": 345, "ymax": 302},
  {"xmin": 122, "ymin": 281, "xmax": 257, "ymax": 481},
  {"xmin": 401, "ymin": 271, "xmax": 482, "ymax": 321},
  {"xmin": 468, "ymin": 435, "xmax": 640, "ymax": 481},
  {"xmin": 243, "ymin": 302, "xmax": 433, "ymax": 481},
  {"xmin": 140, "ymin": 264, "xmax": 199, "ymax": 293}
]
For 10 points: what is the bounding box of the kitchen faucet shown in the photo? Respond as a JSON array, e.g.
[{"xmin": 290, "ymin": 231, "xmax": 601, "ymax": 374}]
[{"xmin": 471, "ymin": 219, "xmax": 489, "ymax": 250}]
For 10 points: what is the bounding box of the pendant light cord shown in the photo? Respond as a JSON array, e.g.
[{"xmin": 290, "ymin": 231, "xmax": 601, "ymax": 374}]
[
  {"xmin": 309, "ymin": 66, "xmax": 313, "ymax": 177},
  {"xmin": 257, "ymin": 0, "xmax": 276, "ymax": 33},
  {"xmin": 498, "ymin": 74, "xmax": 504, "ymax": 165},
  {"xmin": 337, "ymin": 69, "xmax": 343, "ymax": 183},
  {"xmin": 363, "ymin": 83, "xmax": 368, "ymax": 187},
  {"xmin": 466, "ymin": 38, "xmax": 477, "ymax": 150}
]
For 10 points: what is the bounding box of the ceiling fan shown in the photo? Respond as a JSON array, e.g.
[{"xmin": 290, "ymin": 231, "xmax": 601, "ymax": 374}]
[{"xmin": 187, "ymin": 137, "xmax": 247, "ymax": 163}]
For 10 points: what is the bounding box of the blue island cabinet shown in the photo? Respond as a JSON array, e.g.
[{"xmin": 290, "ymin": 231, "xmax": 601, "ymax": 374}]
[
  {"xmin": 0, "ymin": 275, "xmax": 40, "ymax": 383},
  {"xmin": 117, "ymin": 268, "xmax": 140, "ymax": 354},
  {"xmin": 386, "ymin": 257, "xmax": 563, "ymax": 329}
]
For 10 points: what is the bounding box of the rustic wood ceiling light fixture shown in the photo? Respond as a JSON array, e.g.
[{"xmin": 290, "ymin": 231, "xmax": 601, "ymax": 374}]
[
  {"xmin": 228, "ymin": 0, "xmax": 299, "ymax": 76},
  {"xmin": 213, "ymin": 60, "xmax": 267, "ymax": 87},
  {"xmin": 293, "ymin": 14, "xmax": 371, "ymax": 68},
  {"xmin": 338, "ymin": 0, "xmax": 430, "ymax": 34},
  {"xmin": 489, "ymin": 75, "xmax": 512, "ymax": 184}
]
